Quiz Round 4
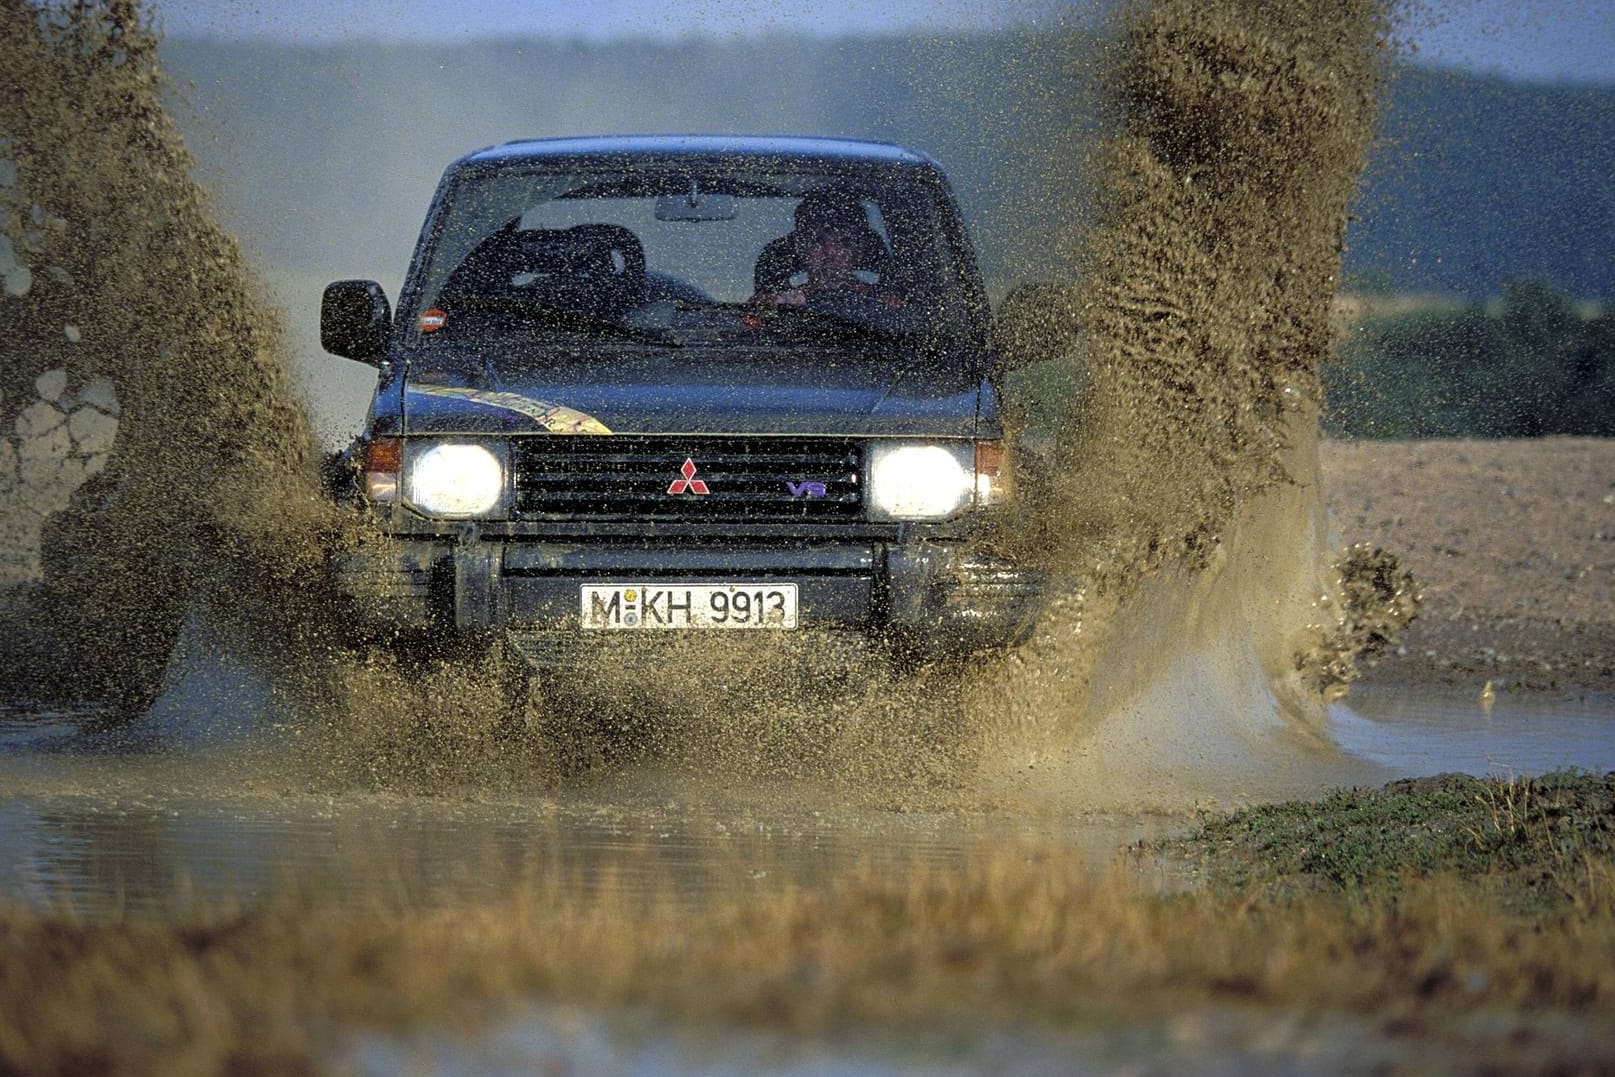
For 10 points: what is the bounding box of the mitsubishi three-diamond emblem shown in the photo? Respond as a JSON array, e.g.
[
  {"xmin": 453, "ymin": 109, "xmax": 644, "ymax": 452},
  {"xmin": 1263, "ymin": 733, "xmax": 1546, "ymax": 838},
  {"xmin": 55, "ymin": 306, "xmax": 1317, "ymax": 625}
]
[{"xmin": 666, "ymin": 457, "xmax": 710, "ymax": 495}]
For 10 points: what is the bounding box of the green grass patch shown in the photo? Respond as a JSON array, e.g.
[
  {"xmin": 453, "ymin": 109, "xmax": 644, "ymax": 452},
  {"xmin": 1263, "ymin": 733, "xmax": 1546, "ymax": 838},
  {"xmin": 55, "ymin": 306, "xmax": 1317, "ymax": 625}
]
[{"xmin": 1158, "ymin": 771, "xmax": 1615, "ymax": 910}]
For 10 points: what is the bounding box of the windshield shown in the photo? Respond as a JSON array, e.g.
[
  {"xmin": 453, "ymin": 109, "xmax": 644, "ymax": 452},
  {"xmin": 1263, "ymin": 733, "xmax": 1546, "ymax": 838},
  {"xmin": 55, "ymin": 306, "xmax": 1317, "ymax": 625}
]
[{"xmin": 402, "ymin": 161, "xmax": 979, "ymax": 348}]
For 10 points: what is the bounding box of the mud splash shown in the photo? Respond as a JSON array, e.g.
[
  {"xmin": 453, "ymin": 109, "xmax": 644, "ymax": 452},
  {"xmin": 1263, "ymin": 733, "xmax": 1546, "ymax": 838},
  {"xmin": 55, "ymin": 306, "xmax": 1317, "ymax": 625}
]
[
  {"xmin": 962, "ymin": 0, "xmax": 1410, "ymax": 807},
  {"xmin": 0, "ymin": 0, "xmax": 337, "ymax": 711},
  {"xmin": 1055, "ymin": 0, "xmax": 1393, "ymax": 594},
  {"xmin": 1, "ymin": 0, "xmax": 1414, "ymax": 808}
]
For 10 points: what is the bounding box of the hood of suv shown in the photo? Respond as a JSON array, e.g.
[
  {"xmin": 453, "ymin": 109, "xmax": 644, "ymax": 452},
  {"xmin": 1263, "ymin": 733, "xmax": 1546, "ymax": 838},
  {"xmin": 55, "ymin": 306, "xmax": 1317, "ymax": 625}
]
[{"xmin": 399, "ymin": 343, "xmax": 983, "ymax": 438}]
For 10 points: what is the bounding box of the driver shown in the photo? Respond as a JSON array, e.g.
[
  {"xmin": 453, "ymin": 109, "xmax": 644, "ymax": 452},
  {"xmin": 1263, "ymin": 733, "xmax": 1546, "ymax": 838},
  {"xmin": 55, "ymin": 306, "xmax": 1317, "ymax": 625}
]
[{"xmin": 751, "ymin": 190, "xmax": 903, "ymax": 308}]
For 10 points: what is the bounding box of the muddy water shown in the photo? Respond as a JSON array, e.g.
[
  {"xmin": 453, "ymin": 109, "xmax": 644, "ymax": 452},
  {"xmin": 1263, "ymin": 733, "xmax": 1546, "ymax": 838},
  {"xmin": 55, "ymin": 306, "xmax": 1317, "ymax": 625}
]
[
  {"xmin": 1, "ymin": 648, "xmax": 1609, "ymax": 918},
  {"xmin": 1333, "ymin": 686, "xmax": 1615, "ymax": 779},
  {"xmin": 0, "ymin": 635, "xmax": 1183, "ymax": 915},
  {"xmin": 0, "ymin": 760, "xmax": 1176, "ymax": 919}
]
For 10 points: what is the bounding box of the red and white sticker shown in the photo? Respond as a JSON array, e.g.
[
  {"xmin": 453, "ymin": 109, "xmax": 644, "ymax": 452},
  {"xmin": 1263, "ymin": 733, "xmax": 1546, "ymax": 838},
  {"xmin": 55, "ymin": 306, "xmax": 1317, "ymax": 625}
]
[{"xmin": 418, "ymin": 308, "xmax": 447, "ymax": 333}]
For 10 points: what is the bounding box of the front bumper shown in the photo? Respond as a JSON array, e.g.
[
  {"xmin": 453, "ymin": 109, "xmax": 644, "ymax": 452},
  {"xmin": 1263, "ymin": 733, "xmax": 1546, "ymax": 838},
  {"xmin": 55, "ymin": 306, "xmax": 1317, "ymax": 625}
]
[{"xmin": 335, "ymin": 522, "xmax": 1044, "ymax": 660}]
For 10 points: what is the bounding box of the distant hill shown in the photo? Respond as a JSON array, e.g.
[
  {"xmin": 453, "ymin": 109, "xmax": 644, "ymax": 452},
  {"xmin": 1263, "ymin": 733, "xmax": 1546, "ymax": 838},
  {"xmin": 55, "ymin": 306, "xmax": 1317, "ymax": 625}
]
[
  {"xmin": 1351, "ymin": 66, "xmax": 1615, "ymax": 300},
  {"xmin": 159, "ymin": 33, "xmax": 1614, "ymax": 302}
]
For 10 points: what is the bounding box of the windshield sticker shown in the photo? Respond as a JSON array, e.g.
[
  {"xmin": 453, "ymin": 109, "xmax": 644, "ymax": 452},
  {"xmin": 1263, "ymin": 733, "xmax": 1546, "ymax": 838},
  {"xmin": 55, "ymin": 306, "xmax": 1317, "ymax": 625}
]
[
  {"xmin": 407, "ymin": 384, "xmax": 611, "ymax": 434},
  {"xmin": 417, "ymin": 308, "xmax": 447, "ymax": 333}
]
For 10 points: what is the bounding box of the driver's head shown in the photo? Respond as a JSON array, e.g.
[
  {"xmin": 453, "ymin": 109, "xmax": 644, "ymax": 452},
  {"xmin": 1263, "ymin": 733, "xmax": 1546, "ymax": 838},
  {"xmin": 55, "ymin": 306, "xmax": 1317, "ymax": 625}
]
[
  {"xmin": 803, "ymin": 223, "xmax": 857, "ymax": 282},
  {"xmin": 793, "ymin": 189, "xmax": 869, "ymax": 283}
]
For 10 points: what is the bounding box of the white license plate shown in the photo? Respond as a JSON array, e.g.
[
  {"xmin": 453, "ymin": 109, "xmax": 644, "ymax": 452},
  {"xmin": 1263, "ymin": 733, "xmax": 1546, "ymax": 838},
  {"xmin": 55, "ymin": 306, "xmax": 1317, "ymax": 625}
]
[{"xmin": 580, "ymin": 583, "xmax": 798, "ymax": 630}]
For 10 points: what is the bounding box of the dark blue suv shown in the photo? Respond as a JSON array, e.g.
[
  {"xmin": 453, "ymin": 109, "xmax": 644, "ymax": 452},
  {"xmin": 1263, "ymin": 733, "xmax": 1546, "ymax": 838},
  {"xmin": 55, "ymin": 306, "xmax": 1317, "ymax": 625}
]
[{"xmin": 321, "ymin": 135, "xmax": 1042, "ymax": 666}]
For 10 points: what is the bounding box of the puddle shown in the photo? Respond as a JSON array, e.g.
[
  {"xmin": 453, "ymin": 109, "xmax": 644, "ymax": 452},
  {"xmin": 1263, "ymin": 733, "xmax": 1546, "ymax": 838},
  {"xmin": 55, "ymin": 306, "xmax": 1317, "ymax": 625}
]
[
  {"xmin": 2, "ymin": 682, "xmax": 1611, "ymax": 918},
  {"xmin": 1331, "ymin": 685, "xmax": 1615, "ymax": 780},
  {"xmin": 0, "ymin": 743, "xmax": 1177, "ymax": 917},
  {"xmin": 346, "ymin": 1001, "xmax": 1450, "ymax": 1077}
]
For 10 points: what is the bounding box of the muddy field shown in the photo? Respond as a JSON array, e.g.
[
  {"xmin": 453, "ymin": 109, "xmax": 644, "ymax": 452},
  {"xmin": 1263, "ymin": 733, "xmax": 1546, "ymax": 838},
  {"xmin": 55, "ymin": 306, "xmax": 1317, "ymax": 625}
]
[{"xmin": 1322, "ymin": 436, "xmax": 1615, "ymax": 695}]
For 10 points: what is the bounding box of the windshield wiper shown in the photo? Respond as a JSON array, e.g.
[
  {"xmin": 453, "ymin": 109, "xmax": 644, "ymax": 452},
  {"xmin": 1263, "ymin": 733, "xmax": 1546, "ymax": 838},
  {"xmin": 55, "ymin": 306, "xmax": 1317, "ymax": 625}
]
[{"xmin": 441, "ymin": 295, "xmax": 681, "ymax": 347}]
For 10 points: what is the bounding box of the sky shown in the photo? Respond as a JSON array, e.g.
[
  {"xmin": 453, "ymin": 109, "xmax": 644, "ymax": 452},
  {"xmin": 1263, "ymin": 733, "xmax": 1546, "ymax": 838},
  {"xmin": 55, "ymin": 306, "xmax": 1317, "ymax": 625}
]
[{"xmin": 151, "ymin": 0, "xmax": 1615, "ymax": 85}]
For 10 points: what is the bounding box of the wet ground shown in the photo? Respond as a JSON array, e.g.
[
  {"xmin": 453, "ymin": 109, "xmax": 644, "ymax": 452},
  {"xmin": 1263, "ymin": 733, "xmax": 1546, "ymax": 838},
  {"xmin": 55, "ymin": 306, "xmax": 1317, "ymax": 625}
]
[
  {"xmin": 4, "ymin": 672, "xmax": 1610, "ymax": 1074},
  {"xmin": 2, "ymin": 666, "xmax": 1609, "ymax": 920},
  {"xmin": 0, "ymin": 692, "xmax": 1181, "ymax": 918}
]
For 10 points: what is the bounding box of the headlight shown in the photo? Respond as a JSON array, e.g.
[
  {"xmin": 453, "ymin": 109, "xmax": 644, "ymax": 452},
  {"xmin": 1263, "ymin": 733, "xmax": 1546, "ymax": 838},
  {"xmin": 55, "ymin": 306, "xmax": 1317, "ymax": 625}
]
[
  {"xmin": 403, "ymin": 440, "xmax": 508, "ymax": 518},
  {"xmin": 867, "ymin": 442, "xmax": 975, "ymax": 521}
]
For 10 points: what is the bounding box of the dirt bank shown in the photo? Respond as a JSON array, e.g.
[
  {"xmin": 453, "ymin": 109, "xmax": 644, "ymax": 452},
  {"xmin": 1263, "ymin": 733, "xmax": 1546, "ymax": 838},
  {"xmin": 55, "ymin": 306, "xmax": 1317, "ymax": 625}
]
[{"xmin": 1321, "ymin": 436, "xmax": 1615, "ymax": 695}]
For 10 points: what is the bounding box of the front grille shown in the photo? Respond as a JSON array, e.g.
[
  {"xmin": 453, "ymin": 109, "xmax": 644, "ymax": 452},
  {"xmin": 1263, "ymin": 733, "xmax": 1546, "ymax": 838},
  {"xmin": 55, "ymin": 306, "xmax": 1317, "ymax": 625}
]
[{"xmin": 511, "ymin": 436, "xmax": 862, "ymax": 523}]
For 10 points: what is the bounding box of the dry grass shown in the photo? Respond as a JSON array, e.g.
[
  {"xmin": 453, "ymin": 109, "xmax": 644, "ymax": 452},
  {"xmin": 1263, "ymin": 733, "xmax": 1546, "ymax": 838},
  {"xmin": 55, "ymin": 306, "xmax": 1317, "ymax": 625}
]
[{"xmin": 2, "ymin": 805, "xmax": 1612, "ymax": 1075}]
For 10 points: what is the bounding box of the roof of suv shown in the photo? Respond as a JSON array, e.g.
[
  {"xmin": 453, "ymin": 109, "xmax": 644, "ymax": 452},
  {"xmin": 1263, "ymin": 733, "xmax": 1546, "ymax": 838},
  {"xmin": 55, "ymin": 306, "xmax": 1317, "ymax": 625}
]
[{"xmin": 460, "ymin": 134, "xmax": 941, "ymax": 170}]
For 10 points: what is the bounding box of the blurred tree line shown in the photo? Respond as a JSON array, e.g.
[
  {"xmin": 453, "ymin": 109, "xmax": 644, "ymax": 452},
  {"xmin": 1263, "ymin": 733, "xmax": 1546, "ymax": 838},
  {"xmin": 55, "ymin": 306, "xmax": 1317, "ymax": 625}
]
[{"xmin": 1323, "ymin": 281, "xmax": 1615, "ymax": 438}]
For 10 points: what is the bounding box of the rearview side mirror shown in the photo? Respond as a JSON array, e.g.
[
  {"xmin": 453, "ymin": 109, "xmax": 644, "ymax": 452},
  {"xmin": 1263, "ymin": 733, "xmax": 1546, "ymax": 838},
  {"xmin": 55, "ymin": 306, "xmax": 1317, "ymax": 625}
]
[
  {"xmin": 991, "ymin": 282, "xmax": 1083, "ymax": 373},
  {"xmin": 321, "ymin": 279, "xmax": 392, "ymax": 364}
]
